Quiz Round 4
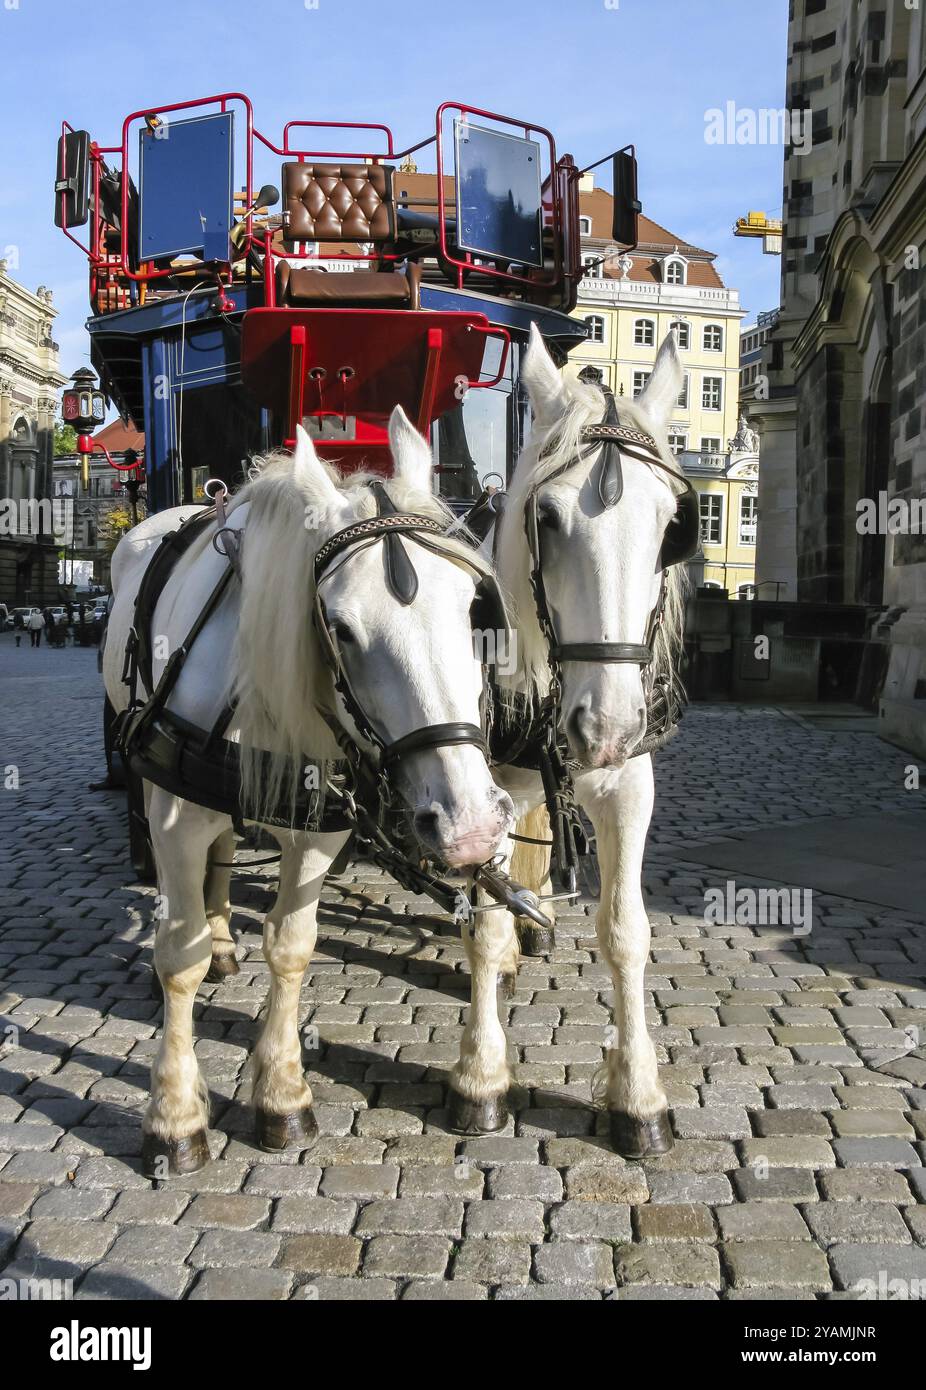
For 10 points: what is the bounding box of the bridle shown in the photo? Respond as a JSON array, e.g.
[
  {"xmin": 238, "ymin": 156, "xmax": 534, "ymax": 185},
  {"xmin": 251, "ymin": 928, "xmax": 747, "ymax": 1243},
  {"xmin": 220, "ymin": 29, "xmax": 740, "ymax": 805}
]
[
  {"xmin": 524, "ymin": 388, "xmax": 700, "ymax": 691},
  {"xmin": 313, "ymin": 479, "xmax": 508, "ymax": 805}
]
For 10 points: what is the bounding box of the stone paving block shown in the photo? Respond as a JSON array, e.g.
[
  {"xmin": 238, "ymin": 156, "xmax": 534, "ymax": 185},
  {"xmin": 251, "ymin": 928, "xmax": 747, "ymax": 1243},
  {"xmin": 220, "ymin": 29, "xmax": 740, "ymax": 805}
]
[
  {"xmin": 190, "ymin": 1268, "xmax": 293, "ymax": 1300},
  {"xmin": 614, "ymin": 1242, "xmax": 722, "ymax": 1290},
  {"xmin": 820, "ymin": 1169, "xmax": 915, "ymax": 1203},
  {"xmin": 723, "ymin": 1240, "xmax": 831, "ymax": 1291},
  {"xmin": 107, "ymin": 1224, "xmax": 198, "ymax": 1265},
  {"xmin": 486, "ymin": 1165, "xmax": 563, "ymax": 1202},
  {"xmin": 830, "ymin": 1109, "xmax": 915, "ymax": 1138},
  {"xmin": 179, "ymin": 1193, "xmax": 270, "ymax": 1229},
  {"xmin": 452, "ymin": 1238, "xmax": 531, "ymax": 1285},
  {"xmin": 634, "ymin": 1203, "xmax": 716, "ymax": 1242},
  {"xmin": 828, "ymin": 1243, "xmax": 926, "ymax": 1294},
  {"xmin": 646, "ymin": 1172, "xmax": 734, "ymax": 1205},
  {"xmin": 355, "ymin": 1196, "xmax": 463, "ymax": 1238},
  {"xmin": 464, "ymin": 1198, "xmax": 545, "ymax": 1241},
  {"xmin": 672, "ymin": 1106, "xmax": 751, "ymax": 1139},
  {"xmin": 271, "ymin": 1197, "xmax": 357, "ymax": 1234},
  {"xmin": 717, "ymin": 1202, "xmax": 810, "ymax": 1241},
  {"xmin": 16, "ymin": 1216, "xmax": 117, "ymax": 1264},
  {"xmin": 832, "ymin": 1138, "xmax": 921, "ymax": 1168},
  {"xmin": 364, "ymin": 1234, "xmax": 450, "ymax": 1280},
  {"xmin": 740, "ymin": 1137, "xmax": 836, "ymax": 1169},
  {"xmin": 0, "ymin": 1182, "xmax": 40, "ymax": 1219},
  {"xmin": 402, "ymin": 1279, "xmax": 488, "ymax": 1299},
  {"xmin": 804, "ymin": 1202, "xmax": 912, "ymax": 1247},
  {"xmin": 107, "ymin": 1190, "xmax": 190, "ymax": 1225},
  {"xmin": 76, "ymin": 1263, "xmax": 192, "ymax": 1300},
  {"xmin": 732, "ymin": 1167, "xmax": 820, "ymax": 1203},
  {"xmin": 533, "ymin": 1240, "xmax": 615, "ymax": 1287},
  {"xmin": 319, "ymin": 1164, "xmax": 399, "ymax": 1199},
  {"xmin": 752, "ymin": 1108, "xmax": 832, "ymax": 1138},
  {"xmin": 564, "ymin": 1166, "xmax": 649, "ymax": 1203},
  {"xmin": 189, "ymin": 1229, "xmax": 282, "ymax": 1269},
  {"xmin": 279, "ymin": 1234, "xmax": 363, "ymax": 1276}
]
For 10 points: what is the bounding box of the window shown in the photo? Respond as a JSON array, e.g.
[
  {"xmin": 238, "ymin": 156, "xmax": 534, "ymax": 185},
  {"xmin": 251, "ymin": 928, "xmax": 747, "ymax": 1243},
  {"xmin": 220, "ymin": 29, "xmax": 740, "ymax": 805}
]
[
  {"xmin": 670, "ymin": 320, "xmax": 690, "ymax": 349},
  {"xmin": 579, "ymin": 215, "xmax": 592, "ymax": 235},
  {"xmin": 699, "ymin": 493, "xmax": 723, "ymax": 545},
  {"xmin": 667, "ymin": 433, "xmax": 688, "ymax": 456},
  {"xmin": 676, "ymin": 375, "xmax": 690, "ymax": 410},
  {"xmin": 702, "ymin": 376, "xmax": 723, "ymax": 411},
  {"xmin": 584, "ymin": 315, "xmax": 605, "ymax": 344},
  {"xmin": 700, "ymin": 436, "xmax": 722, "ymax": 454},
  {"xmin": 703, "ymin": 324, "xmax": 724, "ymax": 352},
  {"xmin": 632, "ymin": 371, "xmax": 651, "ymax": 398},
  {"xmin": 581, "ymin": 253, "xmax": 602, "ymax": 279},
  {"xmin": 634, "ymin": 318, "xmax": 655, "ymax": 347},
  {"xmin": 664, "ymin": 258, "xmax": 686, "ymax": 285},
  {"xmin": 737, "ymin": 583, "xmax": 756, "ymax": 600},
  {"xmin": 739, "ymin": 493, "xmax": 757, "ymax": 545}
]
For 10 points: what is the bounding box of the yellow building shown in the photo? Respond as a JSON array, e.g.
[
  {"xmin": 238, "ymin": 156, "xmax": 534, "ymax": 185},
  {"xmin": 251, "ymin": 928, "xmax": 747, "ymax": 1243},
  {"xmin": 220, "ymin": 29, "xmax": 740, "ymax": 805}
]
[{"xmin": 571, "ymin": 177, "xmax": 756, "ymax": 595}]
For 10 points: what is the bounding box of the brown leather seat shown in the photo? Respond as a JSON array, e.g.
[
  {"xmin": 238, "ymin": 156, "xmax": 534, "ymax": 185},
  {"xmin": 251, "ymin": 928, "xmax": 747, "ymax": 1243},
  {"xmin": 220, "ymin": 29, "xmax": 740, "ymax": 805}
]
[
  {"xmin": 276, "ymin": 260, "xmax": 421, "ymax": 309},
  {"xmin": 283, "ymin": 162, "xmax": 396, "ymax": 242}
]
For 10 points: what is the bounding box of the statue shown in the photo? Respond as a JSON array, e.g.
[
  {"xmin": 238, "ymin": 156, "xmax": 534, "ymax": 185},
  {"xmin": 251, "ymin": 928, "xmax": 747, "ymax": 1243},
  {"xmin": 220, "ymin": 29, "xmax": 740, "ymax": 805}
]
[{"xmin": 730, "ymin": 414, "xmax": 760, "ymax": 453}]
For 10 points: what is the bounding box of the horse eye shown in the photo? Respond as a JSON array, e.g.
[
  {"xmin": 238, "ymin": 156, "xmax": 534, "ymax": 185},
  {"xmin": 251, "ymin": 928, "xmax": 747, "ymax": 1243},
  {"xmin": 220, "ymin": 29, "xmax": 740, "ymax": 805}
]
[
  {"xmin": 331, "ymin": 621, "xmax": 356, "ymax": 645},
  {"xmin": 537, "ymin": 500, "xmax": 560, "ymax": 531}
]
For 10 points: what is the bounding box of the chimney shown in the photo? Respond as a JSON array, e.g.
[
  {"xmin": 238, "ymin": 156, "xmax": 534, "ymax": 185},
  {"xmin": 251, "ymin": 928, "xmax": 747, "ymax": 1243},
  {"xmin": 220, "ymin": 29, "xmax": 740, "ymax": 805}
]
[{"xmin": 579, "ymin": 171, "xmax": 595, "ymax": 193}]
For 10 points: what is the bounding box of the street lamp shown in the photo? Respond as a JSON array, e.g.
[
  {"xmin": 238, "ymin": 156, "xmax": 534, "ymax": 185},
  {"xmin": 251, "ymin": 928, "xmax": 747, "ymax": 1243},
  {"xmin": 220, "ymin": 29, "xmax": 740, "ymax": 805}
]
[{"xmin": 62, "ymin": 367, "xmax": 106, "ymax": 491}]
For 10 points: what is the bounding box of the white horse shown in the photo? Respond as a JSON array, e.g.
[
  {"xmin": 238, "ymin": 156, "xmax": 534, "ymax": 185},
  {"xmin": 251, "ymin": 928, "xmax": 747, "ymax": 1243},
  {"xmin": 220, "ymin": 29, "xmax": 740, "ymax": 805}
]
[
  {"xmin": 103, "ymin": 408, "xmax": 513, "ymax": 1175},
  {"xmin": 448, "ymin": 325, "xmax": 690, "ymax": 1157}
]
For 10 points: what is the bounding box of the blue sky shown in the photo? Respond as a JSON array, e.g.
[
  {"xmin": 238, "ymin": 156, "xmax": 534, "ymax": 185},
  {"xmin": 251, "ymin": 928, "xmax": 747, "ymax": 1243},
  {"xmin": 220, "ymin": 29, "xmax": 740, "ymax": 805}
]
[{"xmin": 1, "ymin": 0, "xmax": 788, "ymax": 379}]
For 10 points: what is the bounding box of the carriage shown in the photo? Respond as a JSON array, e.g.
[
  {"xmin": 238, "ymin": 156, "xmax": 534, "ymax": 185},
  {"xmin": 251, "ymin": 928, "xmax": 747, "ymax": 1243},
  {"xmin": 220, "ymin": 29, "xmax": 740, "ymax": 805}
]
[
  {"xmin": 52, "ymin": 95, "xmax": 700, "ymax": 1172},
  {"xmin": 55, "ymin": 91, "xmax": 642, "ymax": 885}
]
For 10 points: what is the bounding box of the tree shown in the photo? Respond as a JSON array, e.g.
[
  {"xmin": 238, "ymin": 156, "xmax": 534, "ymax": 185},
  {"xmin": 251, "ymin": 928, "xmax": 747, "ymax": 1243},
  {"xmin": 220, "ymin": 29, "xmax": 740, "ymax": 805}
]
[
  {"xmin": 54, "ymin": 423, "xmax": 78, "ymax": 457},
  {"xmin": 97, "ymin": 504, "xmax": 139, "ymax": 554}
]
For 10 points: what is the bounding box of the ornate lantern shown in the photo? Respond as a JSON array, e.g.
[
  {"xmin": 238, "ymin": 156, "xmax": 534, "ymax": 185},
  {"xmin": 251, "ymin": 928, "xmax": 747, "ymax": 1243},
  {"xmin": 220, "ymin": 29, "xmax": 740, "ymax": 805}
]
[{"xmin": 62, "ymin": 367, "xmax": 106, "ymax": 489}]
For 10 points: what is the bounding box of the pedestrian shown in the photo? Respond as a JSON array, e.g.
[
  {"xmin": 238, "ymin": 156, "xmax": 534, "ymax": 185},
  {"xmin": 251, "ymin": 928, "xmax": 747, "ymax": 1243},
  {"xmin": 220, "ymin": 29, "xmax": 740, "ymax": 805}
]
[
  {"xmin": 13, "ymin": 609, "xmax": 24, "ymax": 647},
  {"xmin": 27, "ymin": 608, "xmax": 45, "ymax": 648}
]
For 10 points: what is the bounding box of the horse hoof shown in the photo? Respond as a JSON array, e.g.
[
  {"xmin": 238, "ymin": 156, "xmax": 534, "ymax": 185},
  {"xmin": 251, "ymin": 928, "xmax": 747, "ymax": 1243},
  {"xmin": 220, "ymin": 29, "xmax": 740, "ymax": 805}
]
[
  {"xmin": 517, "ymin": 921, "xmax": 555, "ymax": 956},
  {"xmin": 205, "ymin": 953, "xmax": 240, "ymax": 983},
  {"xmin": 255, "ymin": 1107, "xmax": 318, "ymax": 1153},
  {"xmin": 141, "ymin": 1129, "xmax": 210, "ymax": 1179},
  {"xmin": 609, "ymin": 1110, "xmax": 674, "ymax": 1160},
  {"xmin": 447, "ymin": 1087, "xmax": 509, "ymax": 1135}
]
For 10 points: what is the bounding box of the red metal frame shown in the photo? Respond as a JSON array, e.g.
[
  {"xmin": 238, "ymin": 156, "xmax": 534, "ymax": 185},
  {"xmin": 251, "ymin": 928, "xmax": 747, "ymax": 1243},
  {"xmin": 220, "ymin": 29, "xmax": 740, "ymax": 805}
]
[{"xmin": 59, "ymin": 95, "xmax": 572, "ymax": 303}]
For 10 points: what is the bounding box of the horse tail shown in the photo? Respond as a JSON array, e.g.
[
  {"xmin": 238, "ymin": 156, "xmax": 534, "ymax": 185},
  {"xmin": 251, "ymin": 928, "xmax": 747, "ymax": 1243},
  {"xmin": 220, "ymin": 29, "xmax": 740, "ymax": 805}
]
[{"xmin": 510, "ymin": 805, "xmax": 553, "ymax": 898}]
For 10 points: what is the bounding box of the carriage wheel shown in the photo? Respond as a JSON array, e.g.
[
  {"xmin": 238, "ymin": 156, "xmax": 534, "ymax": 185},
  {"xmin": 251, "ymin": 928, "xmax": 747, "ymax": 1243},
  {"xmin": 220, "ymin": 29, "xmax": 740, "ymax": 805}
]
[{"xmin": 127, "ymin": 766, "xmax": 157, "ymax": 883}]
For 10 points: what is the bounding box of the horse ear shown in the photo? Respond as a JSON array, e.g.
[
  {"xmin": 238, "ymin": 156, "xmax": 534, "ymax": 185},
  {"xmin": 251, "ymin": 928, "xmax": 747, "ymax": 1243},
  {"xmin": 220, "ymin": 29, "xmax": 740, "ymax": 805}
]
[
  {"xmin": 293, "ymin": 423, "xmax": 340, "ymax": 503},
  {"xmin": 522, "ymin": 322, "xmax": 568, "ymax": 426},
  {"xmin": 388, "ymin": 405, "xmax": 433, "ymax": 492},
  {"xmin": 637, "ymin": 332, "xmax": 683, "ymax": 431}
]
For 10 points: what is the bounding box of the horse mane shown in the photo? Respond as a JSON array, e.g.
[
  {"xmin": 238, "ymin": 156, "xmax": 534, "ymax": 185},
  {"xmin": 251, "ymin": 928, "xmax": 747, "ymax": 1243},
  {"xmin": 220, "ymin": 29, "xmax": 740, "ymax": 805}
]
[
  {"xmin": 226, "ymin": 447, "xmax": 492, "ymax": 826},
  {"xmin": 495, "ymin": 379, "xmax": 688, "ymax": 713}
]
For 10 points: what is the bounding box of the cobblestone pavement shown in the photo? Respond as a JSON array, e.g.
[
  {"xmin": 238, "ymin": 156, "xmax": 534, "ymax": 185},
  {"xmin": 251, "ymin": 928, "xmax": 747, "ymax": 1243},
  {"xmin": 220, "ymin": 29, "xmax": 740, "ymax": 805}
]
[{"xmin": 1, "ymin": 634, "xmax": 924, "ymax": 1301}]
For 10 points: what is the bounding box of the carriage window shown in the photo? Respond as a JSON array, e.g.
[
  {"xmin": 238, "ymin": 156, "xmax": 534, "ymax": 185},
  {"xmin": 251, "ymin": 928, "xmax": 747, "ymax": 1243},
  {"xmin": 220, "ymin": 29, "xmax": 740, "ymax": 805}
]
[
  {"xmin": 632, "ymin": 371, "xmax": 651, "ymax": 398},
  {"xmin": 702, "ymin": 376, "xmax": 723, "ymax": 411},
  {"xmin": 703, "ymin": 324, "xmax": 724, "ymax": 352},
  {"xmin": 433, "ymin": 334, "xmax": 515, "ymax": 503},
  {"xmin": 739, "ymin": 493, "xmax": 757, "ymax": 545},
  {"xmin": 633, "ymin": 318, "xmax": 655, "ymax": 347},
  {"xmin": 699, "ymin": 492, "xmax": 723, "ymax": 545}
]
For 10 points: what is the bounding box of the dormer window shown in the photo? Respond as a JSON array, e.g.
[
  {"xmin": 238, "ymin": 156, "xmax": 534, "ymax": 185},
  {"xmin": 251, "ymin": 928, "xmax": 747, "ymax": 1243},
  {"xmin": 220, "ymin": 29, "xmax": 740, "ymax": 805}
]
[
  {"xmin": 579, "ymin": 215, "xmax": 592, "ymax": 236},
  {"xmin": 664, "ymin": 258, "xmax": 686, "ymax": 286}
]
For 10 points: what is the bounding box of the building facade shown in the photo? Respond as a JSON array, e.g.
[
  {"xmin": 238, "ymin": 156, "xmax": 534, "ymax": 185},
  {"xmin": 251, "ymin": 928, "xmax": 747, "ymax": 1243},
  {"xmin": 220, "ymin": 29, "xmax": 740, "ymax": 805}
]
[
  {"xmin": 0, "ymin": 261, "xmax": 66, "ymax": 607},
  {"xmin": 54, "ymin": 418, "xmax": 146, "ymax": 593},
  {"xmin": 751, "ymin": 0, "xmax": 926, "ymax": 753},
  {"xmin": 570, "ymin": 176, "xmax": 753, "ymax": 594}
]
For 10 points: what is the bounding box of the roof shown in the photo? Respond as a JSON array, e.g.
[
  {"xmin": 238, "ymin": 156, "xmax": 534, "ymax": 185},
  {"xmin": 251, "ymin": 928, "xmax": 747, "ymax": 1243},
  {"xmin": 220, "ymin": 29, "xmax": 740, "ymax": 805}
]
[
  {"xmin": 579, "ymin": 186, "xmax": 724, "ymax": 288},
  {"xmin": 94, "ymin": 418, "xmax": 145, "ymax": 454}
]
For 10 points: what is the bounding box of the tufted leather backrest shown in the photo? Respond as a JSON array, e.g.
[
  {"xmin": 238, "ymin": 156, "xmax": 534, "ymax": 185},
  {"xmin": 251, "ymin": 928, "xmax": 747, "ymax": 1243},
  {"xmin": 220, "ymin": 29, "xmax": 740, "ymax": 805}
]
[{"xmin": 282, "ymin": 163, "xmax": 396, "ymax": 243}]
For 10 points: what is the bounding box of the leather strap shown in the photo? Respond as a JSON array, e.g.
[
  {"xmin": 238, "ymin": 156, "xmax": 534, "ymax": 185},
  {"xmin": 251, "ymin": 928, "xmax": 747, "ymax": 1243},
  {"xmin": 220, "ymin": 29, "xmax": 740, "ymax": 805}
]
[
  {"xmin": 552, "ymin": 642, "xmax": 653, "ymax": 665},
  {"xmin": 381, "ymin": 721, "xmax": 488, "ymax": 766}
]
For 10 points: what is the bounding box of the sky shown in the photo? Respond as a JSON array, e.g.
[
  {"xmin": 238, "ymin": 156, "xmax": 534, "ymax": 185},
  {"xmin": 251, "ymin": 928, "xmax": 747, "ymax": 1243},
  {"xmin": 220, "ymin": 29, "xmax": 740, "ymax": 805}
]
[{"xmin": 0, "ymin": 0, "xmax": 788, "ymax": 381}]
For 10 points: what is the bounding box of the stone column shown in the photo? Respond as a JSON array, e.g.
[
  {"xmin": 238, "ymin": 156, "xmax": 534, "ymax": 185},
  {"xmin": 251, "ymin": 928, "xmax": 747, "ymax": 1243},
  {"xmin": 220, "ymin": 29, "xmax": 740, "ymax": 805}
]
[{"xmin": 0, "ymin": 379, "xmax": 11, "ymax": 500}]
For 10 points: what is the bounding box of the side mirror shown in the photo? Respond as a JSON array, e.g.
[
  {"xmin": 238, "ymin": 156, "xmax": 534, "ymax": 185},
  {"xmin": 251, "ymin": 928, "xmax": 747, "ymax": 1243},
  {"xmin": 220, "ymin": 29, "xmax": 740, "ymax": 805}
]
[
  {"xmin": 55, "ymin": 130, "xmax": 91, "ymax": 230},
  {"xmin": 612, "ymin": 147, "xmax": 640, "ymax": 249}
]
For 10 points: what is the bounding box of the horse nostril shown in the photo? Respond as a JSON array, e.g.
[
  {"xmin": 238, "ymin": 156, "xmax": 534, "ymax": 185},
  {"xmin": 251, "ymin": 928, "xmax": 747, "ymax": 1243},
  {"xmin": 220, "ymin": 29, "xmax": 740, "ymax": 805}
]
[
  {"xmin": 413, "ymin": 810, "xmax": 439, "ymax": 843},
  {"xmin": 566, "ymin": 705, "xmax": 594, "ymax": 753}
]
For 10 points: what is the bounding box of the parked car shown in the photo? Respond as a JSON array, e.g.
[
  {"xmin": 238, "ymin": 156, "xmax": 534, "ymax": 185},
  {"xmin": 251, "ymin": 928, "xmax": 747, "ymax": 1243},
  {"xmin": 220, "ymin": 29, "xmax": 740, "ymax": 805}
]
[{"xmin": 7, "ymin": 606, "xmax": 39, "ymax": 631}]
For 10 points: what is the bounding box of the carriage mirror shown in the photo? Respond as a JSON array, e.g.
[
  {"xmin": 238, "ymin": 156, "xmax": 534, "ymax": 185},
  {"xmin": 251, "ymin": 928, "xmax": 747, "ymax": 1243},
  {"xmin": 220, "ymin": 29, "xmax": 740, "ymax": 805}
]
[
  {"xmin": 55, "ymin": 130, "xmax": 91, "ymax": 230},
  {"xmin": 611, "ymin": 147, "xmax": 640, "ymax": 249}
]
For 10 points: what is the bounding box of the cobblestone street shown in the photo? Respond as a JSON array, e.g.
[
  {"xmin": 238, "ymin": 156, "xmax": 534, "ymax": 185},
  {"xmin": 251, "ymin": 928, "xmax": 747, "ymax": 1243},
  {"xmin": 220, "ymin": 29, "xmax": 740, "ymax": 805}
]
[{"xmin": 1, "ymin": 634, "xmax": 925, "ymax": 1301}]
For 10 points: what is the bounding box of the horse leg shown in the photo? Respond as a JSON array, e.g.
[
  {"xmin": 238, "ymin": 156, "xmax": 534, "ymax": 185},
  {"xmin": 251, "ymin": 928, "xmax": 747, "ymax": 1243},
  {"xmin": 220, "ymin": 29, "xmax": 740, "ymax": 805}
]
[
  {"xmin": 251, "ymin": 829, "xmax": 348, "ymax": 1151},
  {"xmin": 509, "ymin": 803, "xmax": 556, "ymax": 956},
  {"xmin": 448, "ymin": 865, "xmax": 519, "ymax": 1134},
  {"xmin": 143, "ymin": 790, "xmax": 227, "ymax": 1177},
  {"xmin": 204, "ymin": 827, "xmax": 239, "ymax": 982},
  {"xmin": 580, "ymin": 757, "xmax": 673, "ymax": 1159}
]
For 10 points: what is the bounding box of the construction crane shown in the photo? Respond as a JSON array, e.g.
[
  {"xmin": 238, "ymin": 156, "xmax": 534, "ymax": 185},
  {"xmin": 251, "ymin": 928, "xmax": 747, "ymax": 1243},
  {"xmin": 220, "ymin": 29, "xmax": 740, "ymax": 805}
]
[{"xmin": 734, "ymin": 210, "xmax": 782, "ymax": 255}]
